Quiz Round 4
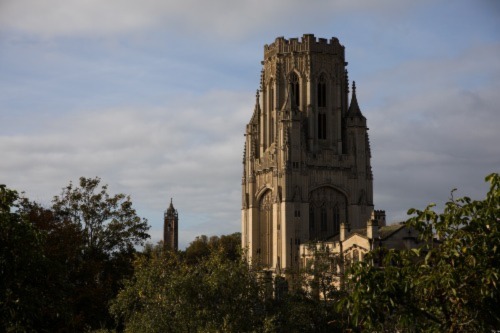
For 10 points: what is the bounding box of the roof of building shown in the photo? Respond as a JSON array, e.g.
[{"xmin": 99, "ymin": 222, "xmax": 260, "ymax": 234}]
[
  {"xmin": 379, "ymin": 223, "xmax": 406, "ymax": 239},
  {"xmin": 324, "ymin": 223, "xmax": 407, "ymax": 243}
]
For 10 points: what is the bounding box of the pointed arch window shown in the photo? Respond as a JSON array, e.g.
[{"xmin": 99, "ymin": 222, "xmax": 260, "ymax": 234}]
[
  {"xmin": 289, "ymin": 72, "xmax": 300, "ymax": 107},
  {"xmin": 318, "ymin": 73, "xmax": 327, "ymax": 108},
  {"xmin": 270, "ymin": 85, "xmax": 274, "ymax": 111},
  {"xmin": 309, "ymin": 208, "xmax": 315, "ymax": 232},
  {"xmin": 332, "ymin": 205, "xmax": 340, "ymax": 235}
]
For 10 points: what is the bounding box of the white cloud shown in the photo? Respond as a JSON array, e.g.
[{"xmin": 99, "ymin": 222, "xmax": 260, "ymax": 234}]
[
  {"xmin": 0, "ymin": 89, "xmax": 252, "ymax": 247},
  {"xmin": 0, "ymin": 0, "xmax": 425, "ymax": 38}
]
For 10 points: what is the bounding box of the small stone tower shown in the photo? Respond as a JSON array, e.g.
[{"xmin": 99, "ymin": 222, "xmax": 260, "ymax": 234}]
[
  {"xmin": 241, "ymin": 34, "xmax": 374, "ymax": 271},
  {"xmin": 164, "ymin": 198, "xmax": 178, "ymax": 251}
]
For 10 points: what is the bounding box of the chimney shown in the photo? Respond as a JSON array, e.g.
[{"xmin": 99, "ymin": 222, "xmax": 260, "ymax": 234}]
[{"xmin": 340, "ymin": 223, "xmax": 349, "ymax": 241}]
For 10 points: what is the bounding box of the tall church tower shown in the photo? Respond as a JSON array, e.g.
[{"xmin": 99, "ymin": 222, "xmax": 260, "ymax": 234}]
[
  {"xmin": 164, "ymin": 198, "xmax": 178, "ymax": 251},
  {"xmin": 241, "ymin": 34, "xmax": 373, "ymax": 271}
]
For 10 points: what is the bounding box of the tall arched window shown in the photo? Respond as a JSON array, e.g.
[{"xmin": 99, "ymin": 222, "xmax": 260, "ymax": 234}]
[
  {"xmin": 332, "ymin": 205, "xmax": 340, "ymax": 235},
  {"xmin": 309, "ymin": 208, "xmax": 315, "ymax": 232},
  {"xmin": 270, "ymin": 84, "xmax": 274, "ymax": 111},
  {"xmin": 317, "ymin": 73, "xmax": 327, "ymax": 140},
  {"xmin": 289, "ymin": 72, "xmax": 299, "ymax": 107},
  {"xmin": 320, "ymin": 207, "xmax": 327, "ymax": 232},
  {"xmin": 308, "ymin": 187, "xmax": 347, "ymax": 240},
  {"xmin": 259, "ymin": 191, "xmax": 273, "ymax": 267},
  {"xmin": 318, "ymin": 73, "xmax": 327, "ymax": 108}
]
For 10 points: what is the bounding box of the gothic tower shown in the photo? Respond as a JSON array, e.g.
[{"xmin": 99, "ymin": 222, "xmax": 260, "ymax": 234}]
[
  {"xmin": 164, "ymin": 198, "xmax": 178, "ymax": 251},
  {"xmin": 241, "ymin": 34, "xmax": 373, "ymax": 271}
]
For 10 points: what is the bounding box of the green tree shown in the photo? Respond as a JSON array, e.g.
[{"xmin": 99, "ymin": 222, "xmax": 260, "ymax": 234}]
[
  {"xmin": 52, "ymin": 177, "xmax": 150, "ymax": 255},
  {"xmin": 0, "ymin": 186, "xmax": 55, "ymax": 332},
  {"xmin": 184, "ymin": 232, "xmax": 242, "ymax": 265},
  {"xmin": 2, "ymin": 177, "xmax": 150, "ymax": 331},
  {"xmin": 47, "ymin": 177, "xmax": 150, "ymax": 330},
  {"xmin": 184, "ymin": 234, "xmax": 211, "ymax": 264},
  {"xmin": 112, "ymin": 241, "xmax": 263, "ymax": 333},
  {"xmin": 264, "ymin": 243, "xmax": 347, "ymax": 333},
  {"xmin": 344, "ymin": 173, "xmax": 500, "ymax": 332},
  {"xmin": 304, "ymin": 242, "xmax": 342, "ymax": 302}
]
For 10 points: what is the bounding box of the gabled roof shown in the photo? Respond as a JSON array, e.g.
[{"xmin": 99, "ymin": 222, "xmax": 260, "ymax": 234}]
[
  {"xmin": 350, "ymin": 228, "xmax": 367, "ymax": 237},
  {"xmin": 379, "ymin": 223, "xmax": 406, "ymax": 240},
  {"xmin": 324, "ymin": 223, "xmax": 408, "ymax": 243}
]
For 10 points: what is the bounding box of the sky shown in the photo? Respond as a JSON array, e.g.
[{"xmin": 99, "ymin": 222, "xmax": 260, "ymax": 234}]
[{"xmin": 1, "ymin": 0, "xmax": 499, "ymax": 249}]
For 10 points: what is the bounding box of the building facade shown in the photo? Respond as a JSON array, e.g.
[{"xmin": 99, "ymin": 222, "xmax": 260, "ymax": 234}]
[
  {"xmin": 164, "ymin": 199, "xmax": 178, "ymax": 251},
  {"xmin": 241, "ymin": 34, "xmax": 375, "ymax": 271}
]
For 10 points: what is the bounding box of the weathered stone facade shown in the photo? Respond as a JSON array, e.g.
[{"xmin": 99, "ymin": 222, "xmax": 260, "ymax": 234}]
[{"xmin": 241, "ymin": 34, "xmax": 374, "ymax": 271}]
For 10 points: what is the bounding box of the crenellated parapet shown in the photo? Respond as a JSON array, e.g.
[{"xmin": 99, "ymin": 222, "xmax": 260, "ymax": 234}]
[
  {"xmin": 264, "ymin": 34, "xmax": 345, "ymax": 60},
  {"xmin": 373, "ymin": 210, "xmax": 387, "ymax": 226}
]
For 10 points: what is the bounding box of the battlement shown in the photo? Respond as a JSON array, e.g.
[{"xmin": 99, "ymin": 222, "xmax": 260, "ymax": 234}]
[
  {"xmin": 264, "ymin": 34, "xmax": 345, "ymax": 60},
  {"xmin": 373, "ymin": 210, "xmax": 387, "ymax": 227}
]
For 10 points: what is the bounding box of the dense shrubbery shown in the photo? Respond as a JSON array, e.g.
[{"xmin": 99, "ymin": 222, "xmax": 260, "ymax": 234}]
[{"xmin": 1, "ymin": 174, "xmax": 499, "ymax": 332}]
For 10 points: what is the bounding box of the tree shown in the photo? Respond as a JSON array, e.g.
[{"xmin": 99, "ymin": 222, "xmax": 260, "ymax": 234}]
[
  {"xmin": 1, "ymin": 177, "xmax": 150, "ymax": 331},
  {"xmin": 111, "ymin": 243, "xmax": 263, "ymax": 333},
  {"xmin": 344, "ymin": 173, "xmax": 500, "ymax": 332},
  {"xmin": 52, "ymin": 177, "xmax": 150, "ymax": 255},
  {"xmin": 46, "ymin": 177, "xmax": 150, "ymax": 330},
  {"xmin": 184, "ymin": 232, "xmax": 242, "ymax": 264},
  {"xmin": 0, "ymin": 186, "xmax": 57, "ymax": 332},
  {"xmin": 184, "ymin": 234, "xmax": 211, "ymax": 264},
  {"xmin": 304, "ymin": 242, "xmax": 341, "ymax": 302}
]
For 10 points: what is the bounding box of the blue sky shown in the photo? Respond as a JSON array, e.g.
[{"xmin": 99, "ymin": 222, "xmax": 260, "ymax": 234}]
[{"xmin": 1, "ymin": 0, "xmax": 499, "ymax": 248}]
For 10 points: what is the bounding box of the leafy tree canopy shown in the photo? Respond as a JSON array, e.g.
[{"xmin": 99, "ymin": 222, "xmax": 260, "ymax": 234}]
[
  {"xmin": 111, "ymin": 244, "xmax": 262, "ymax": 333},
  {"xmin": 1, "ymin": 177, "xmax": 151, "ymax": 332},
  {"xmin": 345, "ymin": 173, "xmax": 500, "ymax": 332},
  {"xmin": 52, "ymin": 177, "xmax": 150, "ymax": 256}
]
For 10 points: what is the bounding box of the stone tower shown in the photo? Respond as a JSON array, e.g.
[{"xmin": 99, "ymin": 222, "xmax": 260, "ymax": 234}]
[
  {"xmin": 241, "ymin": 34, "xmax": 373, "ymax": 271},
  {"xmin": 164, "ymin": 198, "xmax": 178, "ymax": 251}
]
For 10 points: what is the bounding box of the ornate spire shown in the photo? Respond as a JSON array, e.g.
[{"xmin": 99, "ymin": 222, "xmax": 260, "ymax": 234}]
[
  {"xmin": 166, "ymin": 198, "xmax": 176, "ymax": 215},
  {"xmin": 347, "ymin": 81, "xmax": 365, "ymax": 119}
]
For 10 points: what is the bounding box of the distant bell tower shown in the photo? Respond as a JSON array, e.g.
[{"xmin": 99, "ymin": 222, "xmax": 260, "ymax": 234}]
[
  {"xmin": 242, "ymin": 34, "xmax": 374, "ymax": 271},
  {"xmin": 164, "ymin": 198, "xmax": 178, "ymax": 251}
]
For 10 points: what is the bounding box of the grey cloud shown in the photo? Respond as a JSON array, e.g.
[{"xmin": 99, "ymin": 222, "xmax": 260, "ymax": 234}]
[{"xmin": 363, "ymin": 43, "xmax": 500, "ymax": 223}]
